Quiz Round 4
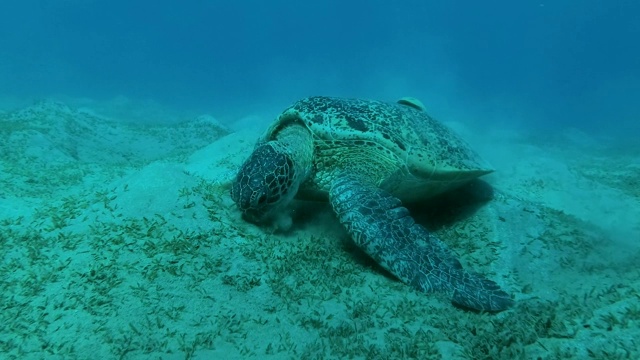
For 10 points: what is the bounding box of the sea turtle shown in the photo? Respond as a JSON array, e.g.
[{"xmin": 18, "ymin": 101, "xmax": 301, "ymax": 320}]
[{"xmin": 231, "ymin": 96, "xmax": 513, "ymax": 311}]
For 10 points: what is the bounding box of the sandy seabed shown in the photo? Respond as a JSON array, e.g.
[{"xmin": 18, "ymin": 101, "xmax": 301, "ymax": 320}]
[{"xmin": 1, "ymin": 99, "xmax": 638, "ymax": 359}]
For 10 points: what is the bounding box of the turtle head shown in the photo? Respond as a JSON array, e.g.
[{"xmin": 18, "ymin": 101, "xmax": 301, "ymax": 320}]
[{"xmin": 231, "ymin": 142, "xmax": 297, "ymax": 223}]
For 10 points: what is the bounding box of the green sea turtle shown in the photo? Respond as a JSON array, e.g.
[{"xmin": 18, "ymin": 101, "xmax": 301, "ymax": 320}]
[{"xmin": 231, "ymin": 96, "xmax": 513, "ymax": 311}]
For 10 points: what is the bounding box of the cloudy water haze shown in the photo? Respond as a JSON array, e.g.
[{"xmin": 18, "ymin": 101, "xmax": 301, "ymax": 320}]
[
  {"xmin": 1, "ymin": 1, "xmax": 639, "ymax": 359},
  {"xmin": 1, "ymin": 1, "xmax": 639, "ymax": 134}
]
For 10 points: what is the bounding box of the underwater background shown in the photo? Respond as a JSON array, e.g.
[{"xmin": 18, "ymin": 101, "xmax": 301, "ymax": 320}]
[
  {"xmin": 3, "ymin": 0, "xmax": 640, "ymax": 135},
  {"xmin": 1, "ymin": 1, "xmax": 639, "ymax": 359}
]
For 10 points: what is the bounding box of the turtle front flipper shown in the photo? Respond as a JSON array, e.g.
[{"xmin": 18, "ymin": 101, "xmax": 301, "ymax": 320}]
[{"xmin": 329, "ymin": 175, "xmax": 513, "ymax": 312}]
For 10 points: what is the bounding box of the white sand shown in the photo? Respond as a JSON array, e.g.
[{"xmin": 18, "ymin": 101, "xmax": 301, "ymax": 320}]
[{"xmin": 1, "ymin": 99, "xmax": 638, "ymax": 359}]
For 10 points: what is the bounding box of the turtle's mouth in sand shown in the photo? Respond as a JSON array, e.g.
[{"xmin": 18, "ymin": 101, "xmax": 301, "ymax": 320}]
[
  {"xmin": 230, "ymin": 179, "xmax": 273, "ymax": 224},
  {"xmin": 239, "ymin": 207, "xmax": 270, "ymax": 224}
]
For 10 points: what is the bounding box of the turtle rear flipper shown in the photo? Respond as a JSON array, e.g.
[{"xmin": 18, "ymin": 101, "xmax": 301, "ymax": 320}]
[{"xmin": 329, "ymin": 175, "xmax": 513, "ymax": 312}]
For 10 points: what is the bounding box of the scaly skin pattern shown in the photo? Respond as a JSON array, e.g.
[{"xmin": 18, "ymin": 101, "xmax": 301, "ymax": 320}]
[
  {"xmin": 231, "ymin": 124, "xmax": 313, "ymax": 223},
  {"xmin": 230, "ymin": 143, "xmax": 295, "ymax": 222},
  {"xmin": 232, "ymin": 96, "xmax": 513, "ymax": 311},
  {"xmin": 329, "ymin": 174, "xmax": 514, "ymax": 312},
  {"xmin": 270, "ymin": 96, "xmax": 493, "ymax": 201}
]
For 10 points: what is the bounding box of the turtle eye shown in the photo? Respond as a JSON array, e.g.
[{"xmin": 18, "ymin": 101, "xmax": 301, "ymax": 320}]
[{"xmin": 257, "ymin": 194, "xmax": 267, "ymax": 205}]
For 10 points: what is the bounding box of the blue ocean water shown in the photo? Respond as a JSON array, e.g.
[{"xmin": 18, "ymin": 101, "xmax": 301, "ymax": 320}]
[
  {"xmin": 1, "ymin": 1, "xmax": 638, "ymax": 134},
  {"xmin": 2, "ymin": 1, "xmax": 640, "ymax": 359}
]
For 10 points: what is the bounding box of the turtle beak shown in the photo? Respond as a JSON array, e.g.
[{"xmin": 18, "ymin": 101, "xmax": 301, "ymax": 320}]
[
  {"xmin": 231, "ymin": 176, "xmax": 267, "ymax": 216},
  {"xmin": 240, "ymin": 208, "xmax": 267, "ymax": 224}
]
